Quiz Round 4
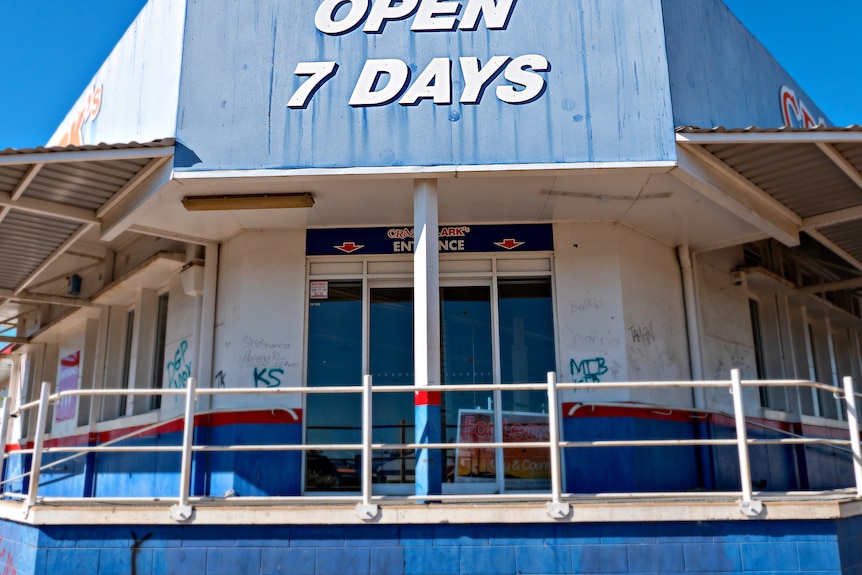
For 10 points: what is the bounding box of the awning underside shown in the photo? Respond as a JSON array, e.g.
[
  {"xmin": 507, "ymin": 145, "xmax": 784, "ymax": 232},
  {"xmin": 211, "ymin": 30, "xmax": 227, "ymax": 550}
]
[
  {"xmin": 0, "ymin": 139, "xmax": 175, "ymax": 330},
  {"xmin": 677, "ymin": 127, "xmax": 862, "ymax": 272}
]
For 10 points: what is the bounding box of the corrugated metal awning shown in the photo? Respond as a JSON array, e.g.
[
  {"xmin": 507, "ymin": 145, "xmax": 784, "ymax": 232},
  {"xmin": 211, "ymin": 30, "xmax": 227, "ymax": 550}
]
[
  {"xmin": 676, "ymin": 127, "xmax": 862, "ymax": 272},
  {"xmin": 0, "ymin": 139, "xmax": 175, "ymax": 318}
]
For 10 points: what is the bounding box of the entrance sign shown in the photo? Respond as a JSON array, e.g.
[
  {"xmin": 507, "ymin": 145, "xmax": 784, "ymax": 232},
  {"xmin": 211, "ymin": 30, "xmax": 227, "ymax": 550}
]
[
  {"xmin": 306, "ymin": 223, "xmax": 553, "ymax": 256},
  {"xmin": 455, "ymin": 409, "xmax": 550, "ymax": 488}
]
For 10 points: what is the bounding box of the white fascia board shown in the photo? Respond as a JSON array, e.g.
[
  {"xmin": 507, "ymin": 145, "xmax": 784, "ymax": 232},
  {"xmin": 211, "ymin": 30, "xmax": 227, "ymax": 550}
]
[
  {"xmin": 676, "ymin": 132, "xmax": 862, "ymax": 145},
  {"xmin": 672, "ymin": 146, "xmax": 801, "ymax": 247},
  {"xmin": 173, "ymin": 160, "xmax": 678, "ymax": 182},
  {"xmin": 100, "ymin": 161, "xmax": 174, "ymax": 242}
]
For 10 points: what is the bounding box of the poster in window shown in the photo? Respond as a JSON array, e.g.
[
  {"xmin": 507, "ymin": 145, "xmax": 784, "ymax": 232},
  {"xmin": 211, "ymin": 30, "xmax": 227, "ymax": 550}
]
[
  {"xmin": 55, "ymin": 351, "xmax": 80, "ymax": 422},
  {"xmin": 455, "ymin": 409, "xmax": 550, "ymax": 489}
]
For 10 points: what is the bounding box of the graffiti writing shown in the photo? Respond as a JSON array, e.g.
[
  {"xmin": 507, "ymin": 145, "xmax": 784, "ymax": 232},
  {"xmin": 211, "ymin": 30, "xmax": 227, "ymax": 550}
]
[
  {"xmin": 0, "ymin": 537, "xmax": 16, "ymax": 575},
  {"xmin": 628, "ymin": 322, "xmax": 656, "ymax": 347},
  {"xmin": 242, "ymin": 336, "xmax": 290, "ymax": 350},
  {"xmin": 565, "ymin": 298, "xmax": 607, "ymax": 316},
  {"xmin": 166, "ymin": 340, "xmax": 192, "ymax": 389},
  {"xmin": 241, "ymin": 349, "xmax": 297, "ymax": 369},
  {"xmin": 571, "ymin": 357, "xmax": 609, "ymax": 383},
  {"xmin": 562, "ymin": 328, "xmax": 620, "ymax": 349},
  {"xmin": 214, "ymin": 370, "xmax": 227, "ymax": 388},
  {"xmin": 241, "ymin": 336, "xmax": 297, "ymax": 369},
  {"xmin": 253, "ymin": 367, "xmax": 284, "ymax": 388}
]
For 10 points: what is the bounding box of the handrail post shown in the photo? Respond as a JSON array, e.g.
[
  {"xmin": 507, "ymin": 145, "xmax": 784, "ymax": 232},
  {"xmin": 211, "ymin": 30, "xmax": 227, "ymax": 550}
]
[
  {"xmin": 171, "ymin": 377, "xmax": 196, "ymax": 521},
  {"xmin": 842, "ymin": 376, "xmax": 862, "ymax": 498},
  {"xmin": 730, "ymin": 369, "xmax": 761, "ymax": 516},
  {"xmin": 24, "ymin": 382, "xmax": 51, "ymax": 514},
  {"xmin": 0, "ymin": 396, "xmax": 10, "ymax": 492},
  {"xmin": 546, "ymin": 372, "xmax": 570, "ymax": 519},
  {"xmin": 356, "ymin": 375, "xmax": 379, "ymax": 520}
]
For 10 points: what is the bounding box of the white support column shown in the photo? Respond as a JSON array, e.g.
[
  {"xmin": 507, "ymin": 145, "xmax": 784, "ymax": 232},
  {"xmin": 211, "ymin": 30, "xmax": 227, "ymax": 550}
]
[
  {"xmin": 414, "ymin": 178, "xmax": 442, "ymax": 498},
  {"xmin": 197, "ymin": 244, "xmax": 219, "ymax": 411},
  {"xmin": 414, "ymin": 179, "xmax": 441, "ymax": 389}
]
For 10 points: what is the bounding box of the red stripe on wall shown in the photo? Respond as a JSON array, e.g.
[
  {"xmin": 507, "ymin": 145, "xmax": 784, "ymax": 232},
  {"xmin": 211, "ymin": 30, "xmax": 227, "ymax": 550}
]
[{"xmin": 5, "ymin": 408, "xmax": 304, "ymax": 451}]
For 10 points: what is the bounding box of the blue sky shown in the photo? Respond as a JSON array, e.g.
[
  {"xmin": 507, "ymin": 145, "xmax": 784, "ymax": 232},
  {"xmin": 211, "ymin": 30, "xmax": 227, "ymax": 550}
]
[{"xmin": 0, "ymin": 0, "xmax": 860, "ymax": 150}]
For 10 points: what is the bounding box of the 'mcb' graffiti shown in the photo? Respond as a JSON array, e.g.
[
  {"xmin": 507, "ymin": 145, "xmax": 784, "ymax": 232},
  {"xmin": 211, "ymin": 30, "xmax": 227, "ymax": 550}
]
[{"xmin": 571, "ymin": 357, "xmax": 608, "ymax": 383}]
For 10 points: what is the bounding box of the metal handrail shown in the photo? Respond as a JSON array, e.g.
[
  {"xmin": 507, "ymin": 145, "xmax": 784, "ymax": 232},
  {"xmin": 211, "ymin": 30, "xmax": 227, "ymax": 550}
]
[{"xmin": 2, "ymin": 371, "xmax": 860, "ymax": 520}]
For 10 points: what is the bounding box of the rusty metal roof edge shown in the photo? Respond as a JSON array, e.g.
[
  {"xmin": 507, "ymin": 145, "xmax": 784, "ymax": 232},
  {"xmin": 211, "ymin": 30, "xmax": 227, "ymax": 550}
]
[{"xmin": 0, "ymin": 138, "xmax": 176, "ymax": 156}]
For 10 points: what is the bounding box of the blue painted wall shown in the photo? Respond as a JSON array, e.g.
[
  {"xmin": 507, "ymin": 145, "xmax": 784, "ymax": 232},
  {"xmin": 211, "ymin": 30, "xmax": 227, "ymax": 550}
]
[
  {"xmin": 175, "ymin": 0, "xmax": 676, "ymax": 171},
  {"xmin": 0, "ymin": 516, "xmax": 853, "ymax": 575},
  {"xmin": 662, "ymin": 0, "xmax": 831, "ymax": 129},
  {"xmin": 561, "ymin": 409, "xmax": 850, "ymax": 495}
]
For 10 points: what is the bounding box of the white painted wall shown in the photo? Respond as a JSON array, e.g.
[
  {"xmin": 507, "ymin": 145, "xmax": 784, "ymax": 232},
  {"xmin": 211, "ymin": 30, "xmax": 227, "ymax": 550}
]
[
  {"xmin": 554, "ymin": 223, "xmax": 628, "ymax": 403},
  {"xmin": 213, "ymin": 230, "xmax": 307, "ymax": 411},
  {"xmin": 695, "ymin": 248, "xmax": 759, "ymax": 413},
  {"xmin": 618, "ymin": 225, "xmax": 691, "ymax": 407},
  {"xmin": 158, "ymin": 274, "xmax": 197, "ymax": 416},
  {"xmin": 47, "ymin": 0, "xmax": 186, "ymax": 146}
]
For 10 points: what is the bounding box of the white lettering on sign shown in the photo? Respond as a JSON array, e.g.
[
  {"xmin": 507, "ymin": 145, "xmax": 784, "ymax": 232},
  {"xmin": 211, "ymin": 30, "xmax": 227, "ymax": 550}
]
[
  {"xmin": 349, "ymin": 59, "xmax": 411, "ymax": 106},
  {"xmin": 294, "ymin": 0, "xmax": 551, "ymax": 109}
]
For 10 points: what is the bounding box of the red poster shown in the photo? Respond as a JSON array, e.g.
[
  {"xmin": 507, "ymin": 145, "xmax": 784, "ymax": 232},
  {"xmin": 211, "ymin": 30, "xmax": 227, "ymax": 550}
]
[
  {"xmin": 455, "ymin": 409, "xmax": 551, "ymax": 488},
  {"xmin": 55, "ymin": 351, "xmax": 80, "ymax": 422}
]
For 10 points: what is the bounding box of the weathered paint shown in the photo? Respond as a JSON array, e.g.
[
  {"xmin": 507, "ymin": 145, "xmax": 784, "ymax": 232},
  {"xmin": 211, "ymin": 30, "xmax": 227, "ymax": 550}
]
[
  {"xmin": 47, "ymin": 0, "xmax": 187, "ymax": 146},
  {"xmin": 175, "ymin": 0, "xmax": 676, "ymax": 171},
  {"xmin": 662, "ymin": 0, "xmax": 831, "ymax": 128}
]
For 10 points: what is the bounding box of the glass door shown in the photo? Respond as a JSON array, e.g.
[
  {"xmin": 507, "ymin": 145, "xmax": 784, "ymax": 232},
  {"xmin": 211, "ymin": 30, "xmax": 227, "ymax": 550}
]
[
  {"xmin": 497, "ymin": 278, "xmax": 555, "ymax": 492},
  {"xmin": 440, "ymin": 285, "xmax": 496, "ymax": 491},
  {"xmin": 368, "ymin": 286, "xmax": 415, "ymax": 493},
  {"xmin": 305, "ymin": 281, "xmax": 363, "ymax": 491}
]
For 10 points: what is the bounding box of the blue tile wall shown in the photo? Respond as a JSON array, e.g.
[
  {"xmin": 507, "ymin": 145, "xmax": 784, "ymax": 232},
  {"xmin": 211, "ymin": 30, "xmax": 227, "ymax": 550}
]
[{"xmin": 0, "ymin": 518, "xmax": 849, "ymax": 575}]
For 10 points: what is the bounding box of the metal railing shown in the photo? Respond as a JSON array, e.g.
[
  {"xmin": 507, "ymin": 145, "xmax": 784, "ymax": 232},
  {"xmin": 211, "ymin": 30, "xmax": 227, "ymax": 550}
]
[{"xmin": 1, "ymin": 369, "xmax": 860, "ymax": 521}]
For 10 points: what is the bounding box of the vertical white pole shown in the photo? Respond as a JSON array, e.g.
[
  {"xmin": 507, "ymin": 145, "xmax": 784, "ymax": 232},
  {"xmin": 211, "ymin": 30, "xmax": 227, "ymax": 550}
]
[
  {"xmin": 547, "ymin": 372, "xmax": 562, "ymax": 503},
  {"xmin": 361, "ymin": 375, "xmax": 373, "ymax": 506},
  {"xmin": 24, "ymin": 382, "xmax": 51, "ymax": 510},
  {"xmin": 730, "ymin": 369, "xmax": 754, "ymax": 503},
  {"xmin": 545, "ymin": 372, "xmax": 570, "ymax": 518},
  {"xmin": 842, "ymin": 376, "xmax": 862, "ymax": 498},
  {"xmin": 178, "ymin": 378, "xmax": 197, "ymax": 508},
  {"xmin": 414, "ymin": 178, "xmax": 441, "ymax": 391},
  {"xmin": 414, "ymin": 179, "xmax": 441, "ymax": 499}
]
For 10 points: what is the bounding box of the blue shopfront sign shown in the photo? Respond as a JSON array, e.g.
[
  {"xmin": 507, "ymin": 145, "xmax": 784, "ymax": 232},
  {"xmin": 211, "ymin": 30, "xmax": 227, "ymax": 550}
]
[
  {"xmin": 177, "ymin": 0, "xmax": 676, "ymax": 171},
  {"xmin": 306, "ymin": 224, "xmax": 553, "ymax": 256}
]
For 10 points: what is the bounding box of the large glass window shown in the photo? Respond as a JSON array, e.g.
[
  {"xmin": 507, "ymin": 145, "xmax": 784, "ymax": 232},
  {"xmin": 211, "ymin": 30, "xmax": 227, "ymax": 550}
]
[
  {"xmin": 305, "ymin": 281, "xmax": 362, "ymax": 491},
  {"xmin": 118, "ymin": 309, "xmax": 135, "ymax": 417},
  {"xmin": 304, "ymin": 258, "xmax": 556, "ymax": 494},
  {"xmin": 150, "ymin": 292, "xmax": 169, "ymax": 410}
]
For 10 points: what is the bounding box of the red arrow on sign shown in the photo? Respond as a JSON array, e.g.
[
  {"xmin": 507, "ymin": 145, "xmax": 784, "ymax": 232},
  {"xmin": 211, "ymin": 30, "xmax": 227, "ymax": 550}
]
[
  {"xmin": 494, "ymin": 238, "xmax": 525, "ymax": 250},
  {"xmin": 335, "ymin": 242, "xmax": 365, "ymax": 253}
]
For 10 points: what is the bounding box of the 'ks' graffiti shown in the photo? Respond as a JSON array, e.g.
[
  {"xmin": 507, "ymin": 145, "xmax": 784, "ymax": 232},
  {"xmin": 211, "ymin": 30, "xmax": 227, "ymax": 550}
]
[
  {"xmin": 254, "ymin": 367, "xmax": 284, "ymax": 388},
  {"xmin": 166, "ymin": 340, "xmax": 193, "ymax": 389},
  {"xmin": 571, "ymin": 357, "xmax": 609, "ymax": 383}
]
